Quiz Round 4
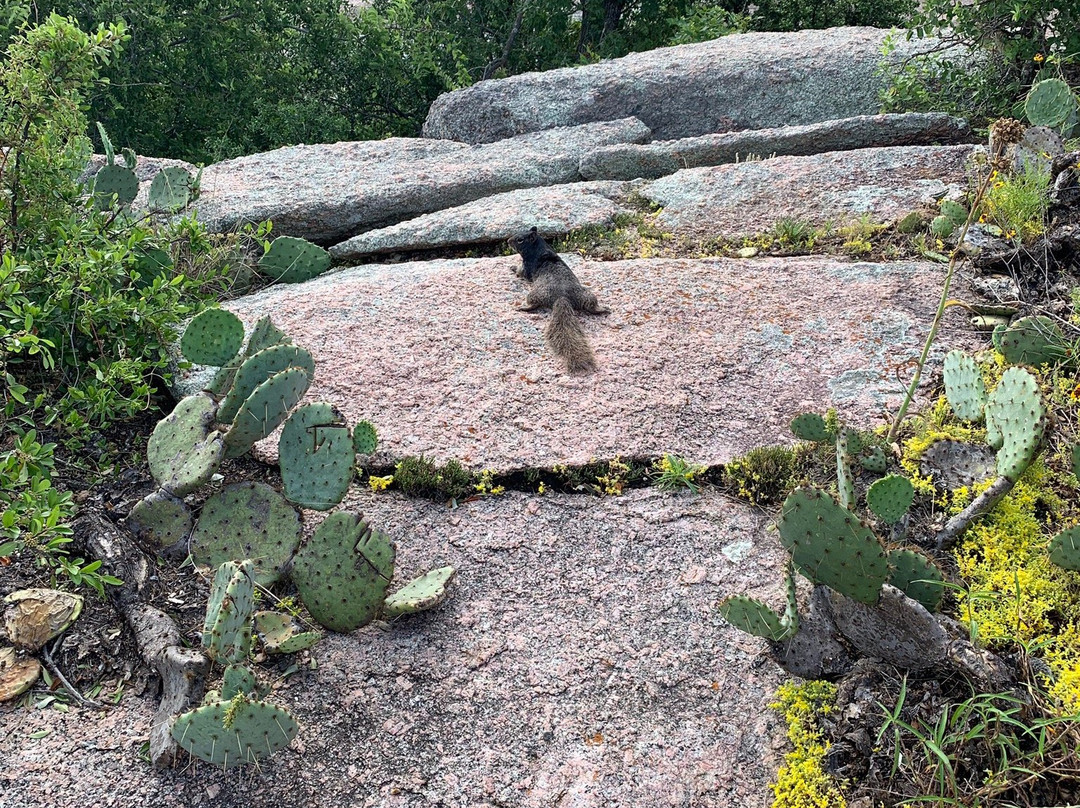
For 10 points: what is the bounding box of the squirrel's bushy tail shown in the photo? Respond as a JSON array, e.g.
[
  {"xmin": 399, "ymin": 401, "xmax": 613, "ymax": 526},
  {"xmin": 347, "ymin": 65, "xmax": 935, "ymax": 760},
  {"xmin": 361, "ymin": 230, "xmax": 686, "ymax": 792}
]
[{"xmin": 546, "ymin": 297, "xmax": 596, "ymax": 374}]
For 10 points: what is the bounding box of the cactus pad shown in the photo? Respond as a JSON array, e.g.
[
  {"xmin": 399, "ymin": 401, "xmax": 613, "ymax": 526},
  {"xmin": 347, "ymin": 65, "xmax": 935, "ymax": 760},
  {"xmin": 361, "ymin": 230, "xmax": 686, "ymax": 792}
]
[
  {"xmin": 171, "ymin": 695, "xmax": 298, "ymax": 769},
  {"xmin": 292, "ymin": 512, "xmax": 396, "ymax": 632},
  {"xmin": 148, "ymin": 166, "xmax": 194, "ymax": 212},
  {"xmin": 383, "ymin": 566, "xmax": 457, "ymax": 618},
  {"xmin": 860, "ymin": 446, "xmax": 888, "ymax": 474},
  {"xmin": 930, "ymin": 215, "xmax": 955, "ymax": 238},
  {"xmin": 777, "ymin": 487, "xmax": 887, "ymax": 604},
  {"xmin": 218, "ymin": 344, "xmax": 315, "ymax": 426},
  {"xmin": 181, "ymin": 308, "xmax": 244, "ymax": 366},
  {"xmin": 943, "ymin": 350, "xmax": 987, "ymax": 423},
  {"xmin": 202, "ymin": 560, "xmax": 255, "ymax": 665},
  {"xmin": 986, "ymin": 367, "xmax": 1045, "ymax": 482},
  {"xmin": 221, "ymin": 664, "xmax": 258, "ymax": 699},
  {"xmin": 279, "ymin": 403, "xmax": 354, "ymax": 511},
  {"xmin": 209, "ymin": 315, "xmax": 292, "ymax": 396},
  {"xmin": 789, "ymin": 412, "xmax": 829, "ymax": 442},
  {"xmin": 223, "ymin": 367, "xmax": 311, "ymax": 458},
  {"xmin": 939, "ymin": 199, "xmax": 968, "ymax": 227},
  {"xmin": 93, "ymin": 164, "xmax": 139, "ymax": 209},
  {"xmin": 886, "ymin": 548, "xmax": 944, "ymax": 612},
  {"xmin": 998, "ymin": 315, "xmax": 1070, "ymax": 368},
  {"xmin": 718, "ymin": 593, "xmax": 797, "ymax": 641},
  {"xmin": 127, "ymin": 490, "xmax": 192, "ymax": 551},
  {"xmin": 258, "ymin": 237, "xmax": 331, "ymax": 284},
  {"xmin": 866, "ymin": 475, "xmax": 915, "ymax": 524},
  {"xmin": 147, "ymin": 393, "xmax": 223, "ymax": 496},
  {"xmin": 836, "ymin": 428, "xmax": 856, "ymax": 510},
  {"xmin": 253, "ymin": 611, "xmax": 321, "ymax": 654},
  {"xmin": 352, "ymin": 420, "xmax": 378, "ymax": 456},
  {"xmin": 919, "ymin": 440, "xmax": 996, "ymax": 490},
  {"xmin": 1024, "ymin": 78, "xmax": 1076, "ymax": 129},
  {"xmin": 190, "ymin": 482, "xmax": 301, "ymax": 587},
  {"xmin": 1048, "ymin": 526, "xmax": 1080, "ymax": 571}
]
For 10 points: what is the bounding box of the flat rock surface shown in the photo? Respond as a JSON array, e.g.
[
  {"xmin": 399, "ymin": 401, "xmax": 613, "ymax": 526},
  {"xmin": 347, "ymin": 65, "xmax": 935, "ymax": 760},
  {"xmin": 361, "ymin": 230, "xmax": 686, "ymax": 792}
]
[
  {"xmin": 177, "ymin": 254, "xmax": 975, "ymax": 471},
  {"xmin": 642, "ymin": 144, "xmax": 974, "ymax": 237},
  {"xmin": 423, "ymin": 27, "xmax": 943, "ymax": 144},
  {"xmin": 193, "ymin": 119, "xmax": 650, "ymax": 244},
  {"xmin": 2, "ymin": 488, "xmax": 789, "ymax": 808},
  {"xmin": 329, "ymin": 181, "xmax": 634, "ymax": 262},
  {"xmin": 580, "ymin": 113, "xmax": 973, "ymax": 181}
]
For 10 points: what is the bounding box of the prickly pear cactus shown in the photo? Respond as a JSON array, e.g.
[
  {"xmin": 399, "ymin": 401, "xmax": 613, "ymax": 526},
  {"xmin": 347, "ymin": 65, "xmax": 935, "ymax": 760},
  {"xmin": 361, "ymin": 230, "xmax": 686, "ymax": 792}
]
[
  {"xmin": 352, "ymin": 420, "xmax": 378, "ymax": 456},
  {"xmin": 719, "ymin": 568, "xmax": 798, "ymax": 641},
  {"xmin": 127, "ymin": 490, "xmax": 192, "ymax": 551},
  {"xmin": 1024, "ymin": 78, "xmax": 1077, "ymax": 129},
  {"xmin": 836, "ymin": 428, "xmax": 855, "ymax": 510},
  {"xmin": 383, "ymin": 566, "xmax": 457, "ymax": 618},
  {"xmin": 718, "ymin": 596, "xmax": 792, "ymax": 641},
  {"xmin": 998, "ymin": 315, "xmax": 1070, "ymax": 368},
  {"xmin": 939, "ymin": 199, "xmax": 968, "ymax": 227},
  {"xmin": 789, "ymin": 412, "xmax": 829, "ymax": 442},
  {"xmin": 291, "ymin": 512, "xmax": 396, "ymax": 632},
  {"xmin": 930, "ymin": 215, "xmax": 955, "ymax": 239},
  {"xmin": 202, "ymin": 560, "xmax": 255, "ymax": 665},
  {"xmin": 866, "ymin": 475, "xmax": 915, "ymax": 524},
  {"xmin": 223, "ymin": 367, "xmax": 311, "ymax": 458},
  {"xmin": 860, "ymin": 446, "xmax": 888, "ymax": 474},
  {"xmin": 257, "ymin": 237, "xmax": 331, "ymax": 284},
  {"xmin": 1049, "ymin": 526, "xmax": 1080, "ymax": 571},
  {"xmin": 209, "ymin": 315, "xmax": 292, "ymax": 396},
  {"xmin": 986, "ymin": 367, "xmax": 1045, "ymax": 482},
  {"xmin": 253, "ymin": 611, "xmax": 321, "ymax": 654},
  {"xmin": 181, "ymin": 308, "xmax": 245, "ymax": 367},
  {"xmin": 148, "ymin": 166, "xmax": 195, "ymax": 212},
  {"xmin": 886, "ymin": 548, "xmax": 944, "ymax": 612},
  {"xmin": 93, "ymin": 163, "xmax": 139, "ymax": 210},
  {"xmin": 190, "ymin": 482, "xmax": 301, "ymax": 587},
  {"xmin": 279, "ymin": 403, "xmax": 354, "ymax": 511},
  {"xmin": 221, "ymin": 664, "xmax": 258, "ymax": 699},
  {"xmin": 171, "ymin": 694, "xmax": 298, "ymax": 769},
  {"xmin": 943, "ymin": 350, "xmax": 987, "ymax": 423},
  {"xmin": 218, "ymin": 344, "xmax": 316, "ymax": 426},
  {"xmin": 777, "ymin": 487, "xmax": 888, "ymax": 604},
  {"xmin": 147, "ymin": 393, "xmax": 223, "ymax": 496}
]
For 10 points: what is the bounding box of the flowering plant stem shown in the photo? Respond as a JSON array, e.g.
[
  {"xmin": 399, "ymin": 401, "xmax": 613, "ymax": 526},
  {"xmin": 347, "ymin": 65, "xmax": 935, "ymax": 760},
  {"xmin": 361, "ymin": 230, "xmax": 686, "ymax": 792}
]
[{"xmin": 886, "ymin": 169, "xmax": 996, "ymax": 445}]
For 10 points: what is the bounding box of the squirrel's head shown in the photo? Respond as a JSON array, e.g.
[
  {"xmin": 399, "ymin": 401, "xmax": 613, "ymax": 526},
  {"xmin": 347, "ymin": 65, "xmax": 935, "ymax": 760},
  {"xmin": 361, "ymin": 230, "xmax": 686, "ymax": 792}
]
[{"xmin": 508, "ymin": 226, "xmax": 540, "ymax": 253}]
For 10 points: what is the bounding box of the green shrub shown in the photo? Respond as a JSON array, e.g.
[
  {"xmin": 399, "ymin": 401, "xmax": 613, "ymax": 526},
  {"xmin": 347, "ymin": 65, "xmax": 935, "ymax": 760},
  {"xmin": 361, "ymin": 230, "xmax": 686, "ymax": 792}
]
[{"xmin": 0, "ymin": 14, "xmax": 232, "ymax": 443}]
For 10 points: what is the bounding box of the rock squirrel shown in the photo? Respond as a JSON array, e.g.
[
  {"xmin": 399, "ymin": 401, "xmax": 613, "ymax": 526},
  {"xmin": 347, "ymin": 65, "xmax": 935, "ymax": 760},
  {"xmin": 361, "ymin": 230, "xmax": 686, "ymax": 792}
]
[{"xmin": 508, "ymin": 227, "xmax": 609, "ymax": 374}]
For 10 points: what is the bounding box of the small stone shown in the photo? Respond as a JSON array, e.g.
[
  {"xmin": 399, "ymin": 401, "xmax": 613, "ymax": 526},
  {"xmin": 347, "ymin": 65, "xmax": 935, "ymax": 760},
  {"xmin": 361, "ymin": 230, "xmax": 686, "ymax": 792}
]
[{"xmin": 737, "ymin": 247, "xmax": 759, "ymax": 258}]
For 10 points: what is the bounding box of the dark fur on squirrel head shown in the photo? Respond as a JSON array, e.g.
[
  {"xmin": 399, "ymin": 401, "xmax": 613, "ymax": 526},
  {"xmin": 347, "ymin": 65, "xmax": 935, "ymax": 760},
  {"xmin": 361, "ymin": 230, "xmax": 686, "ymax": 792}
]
[{"xmin": 508, "ymin": 227, "xmax": 560, "ymax": 281}]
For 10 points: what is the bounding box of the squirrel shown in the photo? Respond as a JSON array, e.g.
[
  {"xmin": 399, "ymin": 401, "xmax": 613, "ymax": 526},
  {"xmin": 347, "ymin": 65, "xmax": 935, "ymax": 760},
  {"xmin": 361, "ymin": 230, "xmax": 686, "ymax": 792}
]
[{"xmin": 508, "ymin": 227, "xmax": 609, "ymax": 374}]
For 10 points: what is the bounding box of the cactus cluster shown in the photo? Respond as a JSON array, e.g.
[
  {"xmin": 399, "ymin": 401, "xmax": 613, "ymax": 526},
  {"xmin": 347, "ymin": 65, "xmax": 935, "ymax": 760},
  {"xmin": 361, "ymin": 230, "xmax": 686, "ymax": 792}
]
[
  {"xmin": 292, "ymin": 512, "xmax": 457, "ymax": 632},
  {"xmin": 173, "ymin": 559, "xmax": 300, "ymax": 769},
  {"xmin": 91, "ymin": 125, "xmax": 198, "ymax": 212}
]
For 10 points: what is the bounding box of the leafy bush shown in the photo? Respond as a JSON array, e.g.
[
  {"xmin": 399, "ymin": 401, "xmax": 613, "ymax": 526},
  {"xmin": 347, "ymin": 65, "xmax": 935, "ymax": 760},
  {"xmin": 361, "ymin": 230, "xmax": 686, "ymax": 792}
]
[{"xmin": 0, "ymin": 14, "xmax": 235, "ymax": 442}]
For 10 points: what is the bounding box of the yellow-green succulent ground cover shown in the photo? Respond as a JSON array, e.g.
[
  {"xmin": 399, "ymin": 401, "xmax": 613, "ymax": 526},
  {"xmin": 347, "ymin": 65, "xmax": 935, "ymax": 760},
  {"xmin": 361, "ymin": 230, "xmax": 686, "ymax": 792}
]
[{"xmin": 769, "ymin": 681, "xmax": 847, "ymax": 808}]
